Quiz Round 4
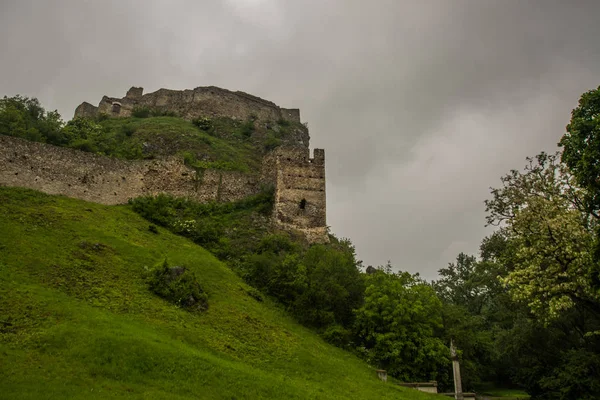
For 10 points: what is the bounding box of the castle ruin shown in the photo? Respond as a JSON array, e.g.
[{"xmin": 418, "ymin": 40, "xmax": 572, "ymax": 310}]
[
  {"xmin": 75, "ymin": 86, "xmax": 301, "ymax": 126},
  {"xmin": 1, "ymin": 86, "xmax": 328, "ymax": 242}
]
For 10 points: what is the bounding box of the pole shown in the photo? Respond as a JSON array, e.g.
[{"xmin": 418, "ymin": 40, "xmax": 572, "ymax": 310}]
[{"xmin": 450, "ymin": 339, "xmax": 463, "ymax": 400}]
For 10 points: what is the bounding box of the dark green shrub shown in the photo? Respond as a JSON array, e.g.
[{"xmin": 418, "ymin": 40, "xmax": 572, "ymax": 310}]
[
  {"xmin": 147, "ymin": 259, "xmax": 208, "ymax": 311},
  {"xmin": 257, "ymin": 234, "xmax": 299, "ymax": 255},
  {"xmin": 148, "ymin": 224, "xmax": 159, "ymax": 234},
  {"xmin": 190, "ymin": 220, "xmax": 222, "ymax": 246},
  {"xmin": 277, "ymin": 118, "xmax": 290, "ymax": 127},
  {"xmin": 120, "ymin": 124, "xmax": 136, "ymax": 137},
  {"xmin": 264, "ymin": 134, "xmax": 281, "ymax": 151},
  {"xmin": 150, "ymin": 109, "xmax": 177, "ymax": 117},
  {"xmin": 69, "ymin": 139, "xmax": 99, "ymax": 153},
  {"xmin": 240, "ymin": 120, "xmax": 254, "ymax": 137},
  {"xmin": 132, "ymin": 106, "xmax": 151, "ymax": 118},
  {"xmin": 322, "ymin": 325, "xmax": 351, "ymax": 348}
]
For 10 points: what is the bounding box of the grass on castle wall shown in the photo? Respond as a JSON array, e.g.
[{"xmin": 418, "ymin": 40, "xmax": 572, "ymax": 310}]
[
  {"xmin": 98, "ymin": 117, "xmax": 260, "ymax": 173},
  {"xmin": 0, "ymin": 187, "xmax": 440, "ymax": 400}
]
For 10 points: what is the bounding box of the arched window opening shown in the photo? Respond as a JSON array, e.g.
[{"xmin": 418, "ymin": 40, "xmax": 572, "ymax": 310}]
[{"xmin": 112, "ymin": 102, "xmax": 122, "ymax": 115}]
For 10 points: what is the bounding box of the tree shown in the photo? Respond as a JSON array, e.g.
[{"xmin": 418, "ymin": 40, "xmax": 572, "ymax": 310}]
[
  {"xmin": 62, "ymin": 117, "xmax": 104, "ymax": 153},
  {"xmin": 0, "ymin": 95, "xmax": 64, "ymax": 144},
  {"xmin": 294, "ymin": 244, "xmax": 364, "ymax": 329},
  {"xmin": 559, "ymin": 86, "xmax": 600, "ymax": 215},
  {"xmin": 434, "ymin": 252, "xmax": 496, "ymax": 315},
  {"xmin": 353, "ymin": 267, "xmax": 449, "ymax": 382},
  {"xmin": 485, "ymin": 152, "xmax": 599, "ymax": 321}
]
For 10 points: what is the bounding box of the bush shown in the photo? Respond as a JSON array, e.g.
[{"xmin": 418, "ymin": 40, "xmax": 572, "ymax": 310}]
[
  {"xmin": 120, "ymin": 124, "xmax": 136, "ymax": 137},
  {"xmin": 277, "ymin": 118, "xmax": 290, "ymax": 127},
  {"xmin": 147, "ymin": 259, "xmax": 208, "ymax": 311},
  {"xmin": 151, "ymin": 109, "xmax": 177, "ymax": 117},
  {"xmin": 240, "ymin": 120, "xmax": 255, "ymax": 138},
  {"xmin": 133, "ymin": 106, "xmax": 178, "ymax": 118},
  {"xmin": 264, "ymin": 134, "xmax": 281, "ymax": 151},
  {"xmin": 132, "ymin": 106, "xmax": 151, "ymax": 118},
  {"xmin": 192, "ymin": 116, "xmax": 213, "ymax": 131},
  {"xmin": 322, "ymin": 325, "xmax": 351, "ymax": 348}
]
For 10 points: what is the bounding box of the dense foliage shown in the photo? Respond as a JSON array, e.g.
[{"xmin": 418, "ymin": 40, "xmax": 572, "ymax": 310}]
[
  {"xmin": 355, "ymin": 267, "xmax": 449, "ymax": 382},
  {"xmin": 430, "ymin": 86, "xmax": 600, "ymax": 399}
]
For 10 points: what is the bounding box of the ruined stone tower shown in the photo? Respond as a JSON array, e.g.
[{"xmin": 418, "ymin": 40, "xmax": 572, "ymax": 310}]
[{"xmin": 270, "ymin": 147, "xmax": 328, "ymax": 243}]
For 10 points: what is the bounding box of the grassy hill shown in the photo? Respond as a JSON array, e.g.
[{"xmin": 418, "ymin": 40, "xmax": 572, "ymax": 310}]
[{"xmin": 0, "ymin": 187, "xmax": 440, "ymax": 399}]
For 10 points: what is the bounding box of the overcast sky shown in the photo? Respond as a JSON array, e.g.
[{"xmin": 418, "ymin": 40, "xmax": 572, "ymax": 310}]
[{"xmin": 2, "ymin": 0, "xmax": 600, "ymax": 279}]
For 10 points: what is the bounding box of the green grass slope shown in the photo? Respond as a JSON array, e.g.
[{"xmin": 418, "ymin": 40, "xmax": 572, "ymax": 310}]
[{"xmin": 0, "ymin": 187, "xmax": 440, "ymax": 399}]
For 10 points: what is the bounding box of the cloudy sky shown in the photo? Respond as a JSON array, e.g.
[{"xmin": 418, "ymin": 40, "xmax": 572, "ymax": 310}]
[{"xmin": 2, "ymin": 0, "xmax": 600, "ymax": 279}]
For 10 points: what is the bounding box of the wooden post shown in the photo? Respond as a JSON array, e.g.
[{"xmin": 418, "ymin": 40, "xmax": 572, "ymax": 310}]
[{"xmin": 450, "ymin": 339, "xmax": 463, "ymax": 400}]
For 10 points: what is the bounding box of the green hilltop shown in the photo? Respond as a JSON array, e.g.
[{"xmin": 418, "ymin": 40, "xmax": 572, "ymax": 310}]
[{"xmin": 0, "ymin": 187, "xmax": 439, "ymax": 399}]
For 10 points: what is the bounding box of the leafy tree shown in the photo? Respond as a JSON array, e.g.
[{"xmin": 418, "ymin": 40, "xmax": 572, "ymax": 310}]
[
  {"xmin": 434, "ymin": 252, "xmax": 495, "ymax": 315},
  {"xmin": 353, "ymin": 267, "xmax": 449, "ymax": 382},
  {"xmin": 559, "ymin": 86, "xmax": 600, "ymax": 214},
  {"xmin": 294, "ymin": 244, "xmax": 364, "ymax": 329},
  {"xmin": 485, "ymin": 152, "xmax": 599, "ymax": 321},
  {"xmin": 62, "ymin": 117, "xmax": 105, "ymax": 153},
  {"xmin": 0, "ymin": 95, "xmax": 65, "ymax": 144}
]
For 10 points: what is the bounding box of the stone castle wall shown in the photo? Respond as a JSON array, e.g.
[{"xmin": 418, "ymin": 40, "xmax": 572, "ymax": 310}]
[
  {"xmin": 4, "ymin": 86, "xmax": 327, "ymax": 242},
  {"xmin": 0, "ymin": 135, "xmax": 259, "ymax": 205},
  {"xmin": 75, "ymin": 86, "xmax": 301, "ymax": 124},
  {"xmin": 0, "ymin": 135, "xmax": 327, "ymax": 242}
]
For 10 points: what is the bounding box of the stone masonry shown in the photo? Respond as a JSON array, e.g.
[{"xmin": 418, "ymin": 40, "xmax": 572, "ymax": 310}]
[
  {"xmin": 270, "ymin": 147, "xmax": 328, "ymax": 243},
  {"xmin": 0, "ymin": 135, "xmax": 258, "ymax": 205},
  {"xmin": 3, "ymin": 87, "xmax": 327, "ymax": 242},
  {"xmin": 75, "ymin": 86, "xmax": 301, "ymax": 124}
]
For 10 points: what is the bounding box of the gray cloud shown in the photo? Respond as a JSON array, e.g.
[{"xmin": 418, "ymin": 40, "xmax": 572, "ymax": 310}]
[{"xmin": 2, "ymin": 0, "xmax": 600, "ymax": 279}]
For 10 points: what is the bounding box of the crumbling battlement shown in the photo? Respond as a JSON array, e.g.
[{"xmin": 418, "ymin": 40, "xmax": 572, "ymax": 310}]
[{"xmin": 74, "ymin": 86, "xmax": 301, "ymax": 124}]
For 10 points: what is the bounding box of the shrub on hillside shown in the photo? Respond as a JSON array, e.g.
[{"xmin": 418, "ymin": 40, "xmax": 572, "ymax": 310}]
[
  {"xmin": 192, "ymin": 116, "xmax": 213, "ymax": 131},
  {"xmin": 322, "ymin": 325, "xmax": 352, "ymax": 348},
  {"xmin": 240, "ymin": 120, "xmax": 255, "ymax": 138},
  {"xmin": 147, "ymin": 259, "xmax": 208, "ymax": 311}
]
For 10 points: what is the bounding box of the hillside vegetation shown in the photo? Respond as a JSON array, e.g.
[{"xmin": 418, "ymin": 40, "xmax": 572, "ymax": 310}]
[{"xmin": 0, "ymin": 187, "xmax": 438, "ymax": 399}]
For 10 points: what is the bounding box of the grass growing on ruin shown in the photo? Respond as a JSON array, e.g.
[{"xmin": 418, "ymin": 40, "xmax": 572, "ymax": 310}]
[
  {"xmin": 97, "ymin": 116, "xmax": 261, "ymax": 172},
  {"xmin": 0, "ymin": 187, "xmax": 440, "ymax": 400}
]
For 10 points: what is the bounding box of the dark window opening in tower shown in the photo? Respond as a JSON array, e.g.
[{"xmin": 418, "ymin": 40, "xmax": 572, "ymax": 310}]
[{"xmin": 299, "ymin": 198, "xmax": 307, "ymax": 210}]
